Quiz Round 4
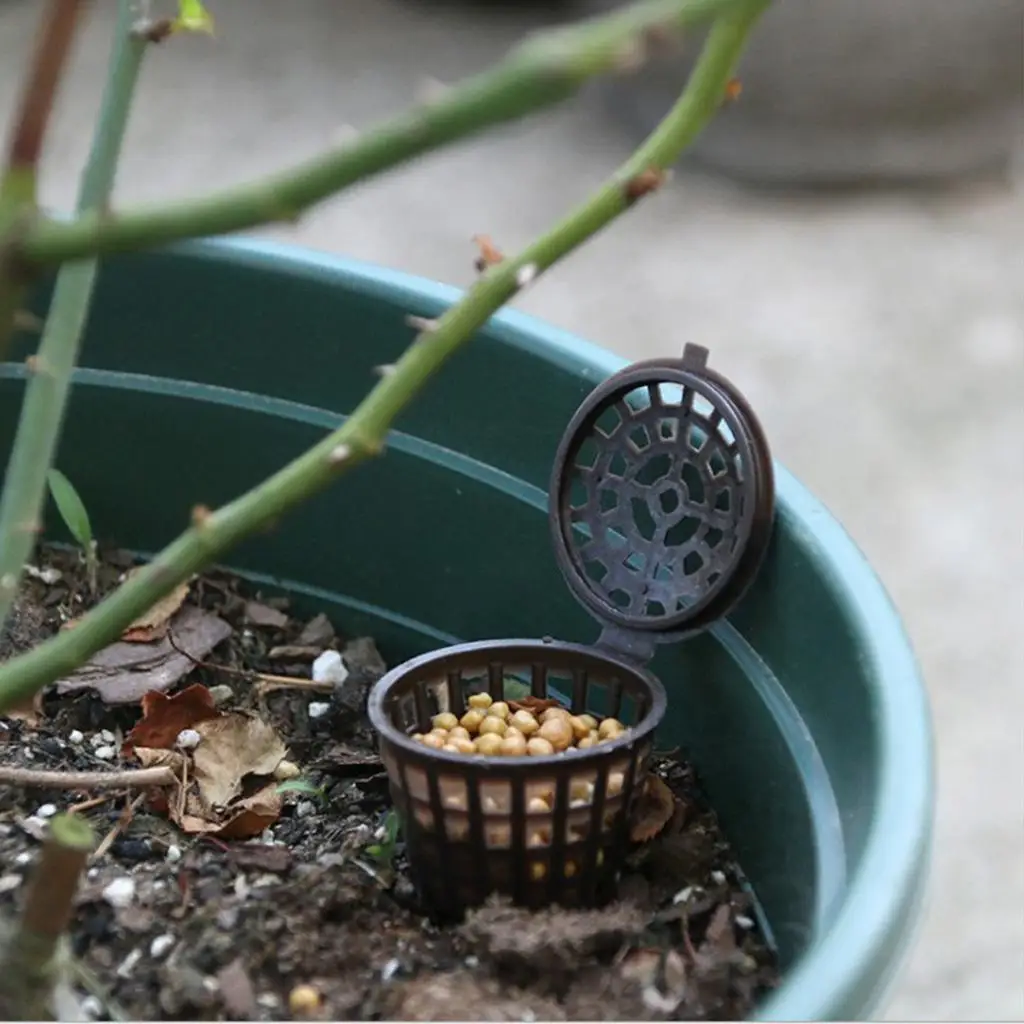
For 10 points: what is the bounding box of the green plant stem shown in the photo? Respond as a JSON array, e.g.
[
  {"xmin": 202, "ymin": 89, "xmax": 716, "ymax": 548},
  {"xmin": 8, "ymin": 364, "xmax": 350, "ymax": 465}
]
[
  {"xmin": 17, "ymin": 0, "xmax": 748, "ymax": 268},
  {"xmin": 0, "ymin": 2, "xmax": 148, "ymax": 634},
  {"xmin": 0, "ymin": 1, "xmax": 767, "ymax": 714}
]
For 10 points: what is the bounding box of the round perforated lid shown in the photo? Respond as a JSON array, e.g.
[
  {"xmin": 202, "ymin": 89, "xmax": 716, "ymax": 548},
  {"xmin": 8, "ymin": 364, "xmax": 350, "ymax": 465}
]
[{"xmin": 549, "ymin": 344, "xmax": 775, "ymax": 643}]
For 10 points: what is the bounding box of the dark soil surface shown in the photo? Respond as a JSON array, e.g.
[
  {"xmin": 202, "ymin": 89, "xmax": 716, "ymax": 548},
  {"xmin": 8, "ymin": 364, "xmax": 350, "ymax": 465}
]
[{"xmin": 0, "ymin": 545, "xmax": 778, "ymax": 1021}]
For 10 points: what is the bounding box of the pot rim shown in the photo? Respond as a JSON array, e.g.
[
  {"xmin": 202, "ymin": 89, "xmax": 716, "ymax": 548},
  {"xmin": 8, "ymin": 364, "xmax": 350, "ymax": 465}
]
[{"xmin": 118, "ymin": 235, "xmax": 935, "ymax": 1020}]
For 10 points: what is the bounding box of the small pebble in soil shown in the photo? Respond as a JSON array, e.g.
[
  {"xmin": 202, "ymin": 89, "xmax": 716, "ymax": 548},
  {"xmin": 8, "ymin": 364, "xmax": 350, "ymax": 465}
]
[
  {"xmin": 14, "ymin": 851, "xmax": 32, "ymax": 866},
  {"xmin": 117, "ymin": 947, "xmax": 142, "ymax": 979},
  {"xmin": 102, "ymin": 877, "xmax": 136, "ymax": 909},
  {"xmin": 112, "ymin": 838, "xmax": 154, "ymax": 862},
  {"xmin": 150, "ymin": 934, "xmax": 175, "ymax": 959},
  {"xmin": 711, "ymin": 869, "xmax": 726, "ymax": 884},
  {"xmin": 99, "ymin": 729, "xmax": 115, "ymax": 743},
  {"xmin": 0, "ymin": 874, "xmax": 21, "ymax": 894},
  {"xmin": 80, "ymin": 995, "xmax": 103, "ymax": 1021},
  {"xmin": 208, "ymin": 684, "xmax": 234, "ymax": 706},
  {"xmin": 68, "ymin": 729, "xmax": 84, "ymax": 744},
  {"xmin": 273, "ymin": 759, "xmax": 300, "ymax": 780},
  {"xmin": 381, "ymin": 958, "xmax": 402, "ymax": 982},
  {"xmin": 175, "ymin": 728, "xmax": 201, "ymax": 750},
  {"xmin": 94, "ymin": 745, "xmax": 116, "ymax": 760},
  {"xmin": 165, "ymin": 844, "xmax": 182, "ymax": 864},
  {"xmin": 35, "ymin": 803, "xmax": 57, "ymax": 818},
  {"xmin": 22, "ymin": 815, "xmax": 49, "ymax": 838},
  {"xmin": 296, "ymin": 800, "xmax": 316, "ymax": 818},
  {"xmin": 736, "ymin": 914, "xmax": 755, "ymax": 929},
  {"xmin": 288, "ymin": 984, "xmax": 322, "ymax": 1016},
  {"xmin": 307, "ymin": 701, "xmax": 331, "ymax": 719},
  {"xmin": 312, "ymin": 648, "xmax": 348, "ymax": 685}
]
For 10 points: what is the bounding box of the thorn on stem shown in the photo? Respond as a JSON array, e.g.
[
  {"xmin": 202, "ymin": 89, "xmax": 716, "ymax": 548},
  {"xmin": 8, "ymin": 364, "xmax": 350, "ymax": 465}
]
[
  {"xmin": 190, "ymin": 504, "xmax": 212, "ymax": 528},
  {"xmin": 14, "ymin": 310, "xmax": 44, "ymax": 333},
  {"xmin": 374, "ymin": 364, "xmax": 397, "ymax": 378},
  {"xmin": 515, "ymin": 263, "xmax": 538, "ymax": 291},
  {"xmin": 130, "ymin": 17, "xmax": 173, "ymax": 43},
  {"xmin": 328, "ymin": 443, "xmax": 352, "ymax": 466},
  {"xmin": 404, "ymin": 314, "xmax": 438, "ymax": 333},
  {"xmin": 472, "ymin": 234, "xmax": 503, "ymax": 274},
  {"xmin": 624, "ymin": 167, "xmax": 670, "ymax": 202},
  {"xmin": 644, "ymin": 22, "xmax": 685, "ymax": 55},
  {"xmin": 613, "ymin": 38, "xmax": 648, "ymax": 74},
  {"xmin": 724, "ymin": 77, "xmax": 743, "ymax": 103},
  {"xmin": 416, "ymin": 77, "xmax": 450, "ymax": 103}
]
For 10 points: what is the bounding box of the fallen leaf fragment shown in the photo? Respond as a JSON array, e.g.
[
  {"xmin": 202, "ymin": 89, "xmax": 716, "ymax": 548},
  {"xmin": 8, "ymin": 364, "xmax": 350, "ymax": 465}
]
[
  {"xmin": 173, "ymin": 782, "xmax": 282, "ymax": 839},
  {"xmin": 120, "ymin": 571, "xmax": 191, "ymax": 642},
  {"xmin": 217, "ymin": 958, "xmax": 258, "ymax": 1020},
  {"xmin": 3, "ymin": 690, "xmax": 44, "ymax": 727},
  {"xmin": 297, "ymin": 612, "xmax": 335, "ymax": 647},
  {"xmin": 57, "ymin": 606, "xmax": 231, "ymax": 704},
  {"xmin": 629, "ymin": 773, "xmax": 677, "ymax": 843},
  {"xmin": 244, "ymin": 600, "xmax": 289, "ymax": 630},
  {"xmin": 191, "ymin": 712, "xmax": 288, "ymax": 809},
  {"xmin": 123, "ymin": 683, "xmax": 220, "ymax": 755},
  {"xmin": 506, "ymin": 695, "xmax": 562, "ymax": 715}
]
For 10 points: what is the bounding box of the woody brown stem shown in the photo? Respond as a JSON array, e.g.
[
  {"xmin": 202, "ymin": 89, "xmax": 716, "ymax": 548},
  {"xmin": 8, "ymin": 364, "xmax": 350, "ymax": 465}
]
[{"xmin": 2, "ymin": 0, "xmax": 89, "ymax": 181}]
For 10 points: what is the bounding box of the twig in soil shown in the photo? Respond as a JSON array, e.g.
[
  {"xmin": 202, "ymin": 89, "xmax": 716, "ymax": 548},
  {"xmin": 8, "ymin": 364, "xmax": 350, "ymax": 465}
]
[
  {"xmin": 0, "ymin": 813, "xmax": 94, "ymax": 1020},
  {"xmin": 165, "ymin": 627, "xmax": 332, "ymax": 695},
  {"xmin": 92, "ymin": 792, "xmax": 144, "ymax": 862},
  {"xmin": 67, "ymin": 794, "xmax": 114, "ymax": 814},
  {"xmin": 0, "ymin": 765, "xmax": 176, "ymax": 789}
]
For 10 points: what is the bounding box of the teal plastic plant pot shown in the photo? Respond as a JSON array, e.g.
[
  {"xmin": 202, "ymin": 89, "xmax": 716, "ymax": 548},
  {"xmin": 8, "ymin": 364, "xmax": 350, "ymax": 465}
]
[{"xmin": 2, "ymin": 238, "xmax": 933, "ymax": 1020}]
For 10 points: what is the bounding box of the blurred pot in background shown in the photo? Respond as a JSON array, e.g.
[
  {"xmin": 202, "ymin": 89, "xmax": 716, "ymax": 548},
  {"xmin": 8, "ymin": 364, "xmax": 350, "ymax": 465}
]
[{"xmin": 582, "ymin": 0, "xmax": 1023, "ymax": 187}]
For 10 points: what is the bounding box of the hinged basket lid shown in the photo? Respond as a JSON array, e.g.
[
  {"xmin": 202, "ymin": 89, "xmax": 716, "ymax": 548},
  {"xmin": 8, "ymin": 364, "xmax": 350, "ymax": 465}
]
[{"xmin": 548, "ymin": 343, "xmax": 775, "ymax": 645}]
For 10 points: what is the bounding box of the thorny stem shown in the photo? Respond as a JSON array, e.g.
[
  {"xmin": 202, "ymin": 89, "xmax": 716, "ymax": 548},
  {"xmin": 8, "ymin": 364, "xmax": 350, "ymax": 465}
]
[
  {"xmin": 0, "ymin": 813, "xmax": 94, "ymax": 1021},
  {"xmin": 0, "ymin": 1, "xmax": 768, "ymax": 714},
  {"xmin": 0, "ymin": 1, "xmax": 148, "ymax": 635},
  {"xmin": 17, "ymin": 0, "xmax": 749, "ymax": 267},
  {"xmin": 0, "ymin": 0, "xmax": 89, "ymax": 363}
]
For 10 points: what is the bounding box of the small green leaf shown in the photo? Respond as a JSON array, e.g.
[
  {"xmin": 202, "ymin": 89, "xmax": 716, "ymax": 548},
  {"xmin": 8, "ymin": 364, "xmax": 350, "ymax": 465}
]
[
  {"xmin": 275, "ymin": 778, "xmax": 326, "ymax": 799},
  {"xmin": 173, "ymin": 0, "xmax": 215, "ymax": 35},
  {"xmin": 47, "ymin": 469, "xmax": 93, "ymax": 552}
]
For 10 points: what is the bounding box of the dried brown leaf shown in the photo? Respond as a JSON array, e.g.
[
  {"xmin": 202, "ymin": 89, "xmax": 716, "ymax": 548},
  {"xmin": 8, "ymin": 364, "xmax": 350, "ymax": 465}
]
[
  {"xmin": 120, "ymin": 570, "xmax": 191, "ymax": 642},
  {"xmin": 58, "ymin": 606, "xmax": 232, "ymax": 705},
  {"xmin": 133, "ymin": 747, "xmax": 187, "ymax": 774},
  {"xmin": 191, "ymin": 712, "xmax": 288, "ymax": 809},
  {"xmin": 4, "ymin": 690, "xmax": 44, "ymax": 727},
  {"xmin": 507, "ymin": 696, "xmax": 562, "ymax": 715},
  {"xmin": 629, "ymin": 773, "xmax": 676, "ymax": 843},
  {"xmin": 171, "ymin": 783, "xmax": 281, "ymax": 838},
  {"xmin": 123, "ymin": 683, "xmax": 220, "ymax": 755}
]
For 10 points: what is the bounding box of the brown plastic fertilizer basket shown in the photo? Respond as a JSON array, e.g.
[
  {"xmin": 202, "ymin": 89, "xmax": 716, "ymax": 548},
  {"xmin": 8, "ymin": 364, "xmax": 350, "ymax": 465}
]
[{"xmin": 367, "ymin": 343, "xmax": 775, "ymax": 919}]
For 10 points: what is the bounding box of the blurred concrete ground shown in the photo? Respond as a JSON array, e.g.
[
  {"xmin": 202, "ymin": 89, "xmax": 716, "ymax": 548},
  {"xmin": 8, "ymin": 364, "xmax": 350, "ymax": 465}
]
[{"xmin": 1, "ymin": 0, "xmax": 1022, "ymax": 1019}]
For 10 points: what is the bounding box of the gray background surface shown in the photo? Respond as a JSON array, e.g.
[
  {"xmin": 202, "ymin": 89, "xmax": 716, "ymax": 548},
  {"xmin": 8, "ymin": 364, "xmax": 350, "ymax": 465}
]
[{"xmin": 1, "ymin": 1, "xmax": 1022, "ymax": 1019}]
